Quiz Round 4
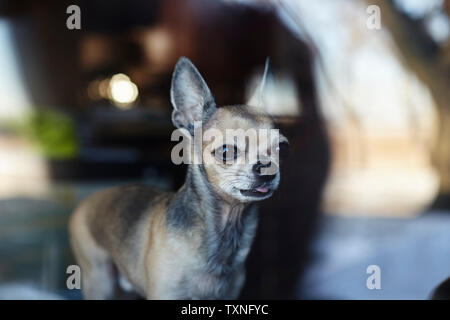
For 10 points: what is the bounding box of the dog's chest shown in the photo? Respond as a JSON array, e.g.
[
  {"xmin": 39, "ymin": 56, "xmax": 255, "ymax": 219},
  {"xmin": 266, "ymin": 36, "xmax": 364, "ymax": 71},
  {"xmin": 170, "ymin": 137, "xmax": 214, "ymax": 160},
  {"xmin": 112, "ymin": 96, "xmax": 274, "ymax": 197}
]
[
  {"xmin": 188, "ymin": 271, "xmax": 230, "ymax": 299},
  {"xmin": 162, "ymin": 203, "xmax": 258, "ymax": 299},
  {"xmin": 181, "ymin": 254, "xmax": 245, "ymax": 299},
  {"xmin": 179, "ymin": 226, "xmax": 254, "ymax": 299}
]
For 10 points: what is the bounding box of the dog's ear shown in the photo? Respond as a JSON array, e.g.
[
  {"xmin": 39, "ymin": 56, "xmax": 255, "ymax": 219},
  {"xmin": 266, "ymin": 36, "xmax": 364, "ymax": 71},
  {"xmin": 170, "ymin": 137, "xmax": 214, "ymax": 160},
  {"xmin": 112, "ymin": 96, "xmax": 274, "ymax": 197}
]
[
  {"xmin": 170, "ymin": 57, "xmax": 216, "ymax": 133},
  {"xmin": 246, "ymin": 57, "xmax": 271, "ymax": 110}
]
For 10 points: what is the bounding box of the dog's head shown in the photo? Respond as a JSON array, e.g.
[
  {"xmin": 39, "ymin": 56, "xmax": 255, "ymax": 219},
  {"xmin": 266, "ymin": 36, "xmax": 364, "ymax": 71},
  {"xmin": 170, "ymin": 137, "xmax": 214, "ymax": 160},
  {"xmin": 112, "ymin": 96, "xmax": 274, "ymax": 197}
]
[{"xmin": 170, "ymin": 57, "xmax": 288, "ymax": 203}]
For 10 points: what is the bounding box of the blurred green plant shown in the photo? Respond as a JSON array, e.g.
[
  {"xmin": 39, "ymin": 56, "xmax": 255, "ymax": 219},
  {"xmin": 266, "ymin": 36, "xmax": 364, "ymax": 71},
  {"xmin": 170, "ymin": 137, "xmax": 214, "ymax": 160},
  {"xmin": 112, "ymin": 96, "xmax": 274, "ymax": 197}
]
[{"xmin": 5, "ymin": 108, "xmax": 79, "ymax": 159}]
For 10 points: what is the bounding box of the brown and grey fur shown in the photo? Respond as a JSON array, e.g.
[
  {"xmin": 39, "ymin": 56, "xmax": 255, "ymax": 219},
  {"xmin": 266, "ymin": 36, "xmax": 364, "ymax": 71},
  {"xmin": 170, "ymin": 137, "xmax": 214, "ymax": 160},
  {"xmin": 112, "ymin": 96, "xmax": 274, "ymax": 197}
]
[{"xmin": 69, "ymin": 57, "xmax": 287, "ymax": 299}]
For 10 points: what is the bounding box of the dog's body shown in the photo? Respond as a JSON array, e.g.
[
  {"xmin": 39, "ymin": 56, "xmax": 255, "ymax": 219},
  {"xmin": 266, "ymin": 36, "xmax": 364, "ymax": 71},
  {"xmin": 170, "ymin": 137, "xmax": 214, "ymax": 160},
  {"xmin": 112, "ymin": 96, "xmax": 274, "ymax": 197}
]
[
  {"xmin": 69, "ymin": 57, "xmax": 287, "ymax": 299},
  {"xmin": 70, "ymin": 182, "xmax": 257, "ymax": 299}
]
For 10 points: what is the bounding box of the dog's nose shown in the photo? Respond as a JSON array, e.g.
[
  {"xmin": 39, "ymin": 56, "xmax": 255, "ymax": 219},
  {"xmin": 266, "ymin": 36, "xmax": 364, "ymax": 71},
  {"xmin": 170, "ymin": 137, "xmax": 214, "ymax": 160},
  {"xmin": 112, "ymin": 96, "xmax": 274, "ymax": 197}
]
[{"xmin": 253, "ymin": 161, "xmax": 276, "ymax": 180}]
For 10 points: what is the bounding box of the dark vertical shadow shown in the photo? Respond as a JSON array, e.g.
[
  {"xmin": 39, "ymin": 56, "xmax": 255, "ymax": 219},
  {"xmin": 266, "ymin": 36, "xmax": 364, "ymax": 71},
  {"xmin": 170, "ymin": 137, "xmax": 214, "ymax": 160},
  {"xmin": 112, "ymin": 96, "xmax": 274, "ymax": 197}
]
[{"xmin": 239, "ymin": 23, "xmax": 330, "ymax": 299}]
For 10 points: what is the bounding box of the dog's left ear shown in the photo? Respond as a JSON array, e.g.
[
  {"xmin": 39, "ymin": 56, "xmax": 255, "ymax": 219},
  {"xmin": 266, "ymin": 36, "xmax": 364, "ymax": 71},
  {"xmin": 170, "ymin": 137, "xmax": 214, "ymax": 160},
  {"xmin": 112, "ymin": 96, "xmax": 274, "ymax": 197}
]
[
  {"xmin": 246, "ymin": 57, "xmax": 272, "ymax": 110},
  {"xmin": 170, "ymin": 57, "xmax": 216, "ymax": 133}
]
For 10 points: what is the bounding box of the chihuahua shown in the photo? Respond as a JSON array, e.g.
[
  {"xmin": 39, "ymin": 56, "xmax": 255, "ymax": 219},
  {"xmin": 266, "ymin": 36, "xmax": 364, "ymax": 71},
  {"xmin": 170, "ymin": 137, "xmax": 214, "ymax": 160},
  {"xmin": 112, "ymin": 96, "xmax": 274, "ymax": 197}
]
[{"xmin": 69, "ymin": 57, "xmax": 288, "ymax": 299}]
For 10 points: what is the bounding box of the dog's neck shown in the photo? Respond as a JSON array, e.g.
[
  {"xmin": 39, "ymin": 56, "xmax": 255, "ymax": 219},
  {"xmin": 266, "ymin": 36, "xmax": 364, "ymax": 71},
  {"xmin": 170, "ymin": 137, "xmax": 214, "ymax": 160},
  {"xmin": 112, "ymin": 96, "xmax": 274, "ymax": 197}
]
[
  {"xmin": 185, "ymin": 165, "xmax": 247, "ymax": 222},
  {"xmin": 177, "ymin": 165, "xmax": 258, "ymax": 275}
]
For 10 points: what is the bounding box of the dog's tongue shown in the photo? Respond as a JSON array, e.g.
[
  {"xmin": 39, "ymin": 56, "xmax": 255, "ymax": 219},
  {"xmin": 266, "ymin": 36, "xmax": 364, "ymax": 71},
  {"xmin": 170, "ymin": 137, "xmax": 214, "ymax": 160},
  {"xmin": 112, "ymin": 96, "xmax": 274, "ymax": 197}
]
[{"xmin": 255, "ymin": 186, "xmax": 269, "ymax": 193}]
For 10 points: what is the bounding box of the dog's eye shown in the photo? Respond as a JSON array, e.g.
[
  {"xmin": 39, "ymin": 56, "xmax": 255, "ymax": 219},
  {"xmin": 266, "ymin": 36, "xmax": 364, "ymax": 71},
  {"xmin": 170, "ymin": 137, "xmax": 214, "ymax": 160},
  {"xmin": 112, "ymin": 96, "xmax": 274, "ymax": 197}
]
[{"xmin": 214, "ymin": 144, "xmax": 238, "ymax": 163}]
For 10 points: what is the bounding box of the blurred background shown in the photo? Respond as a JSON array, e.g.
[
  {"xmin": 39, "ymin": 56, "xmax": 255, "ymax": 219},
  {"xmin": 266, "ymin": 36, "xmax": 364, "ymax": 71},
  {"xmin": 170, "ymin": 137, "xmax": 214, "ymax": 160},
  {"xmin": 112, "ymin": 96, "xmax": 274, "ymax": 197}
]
[{"xmin": 0, "ymin": 0, "xmax": 449, "ymax": 299}]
